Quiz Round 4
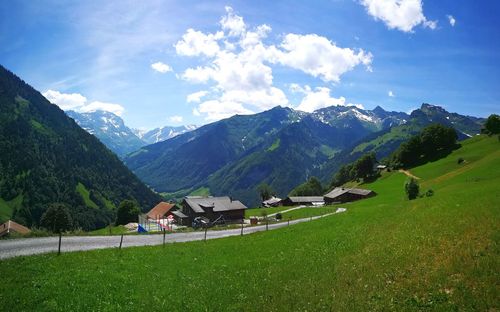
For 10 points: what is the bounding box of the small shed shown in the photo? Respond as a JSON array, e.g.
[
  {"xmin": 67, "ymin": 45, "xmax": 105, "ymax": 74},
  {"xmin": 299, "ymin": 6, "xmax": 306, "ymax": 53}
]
[
  {"xmin": 0, "ymin": 220, "xmax": 31, "ymax": 237},
  {"xmin": 281, "ymin": 196, "xmax": 324, "ymax": 207},
  {"xmin": 324, "ymin": 187, "xmax": 375, "ymax": 204},
  {"xmin": 262, "ymin": 196, "xmax": 282, "ymax": 207}
]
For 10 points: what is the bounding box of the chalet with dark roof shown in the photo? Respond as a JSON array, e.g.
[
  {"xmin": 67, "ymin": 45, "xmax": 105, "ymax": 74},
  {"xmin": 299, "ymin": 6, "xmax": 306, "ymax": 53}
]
[
  {"xmin": 324, "ymin": 187, "xmax": 375, "ymax": 204},
  {"xmin": 177, "ymin": 196, "xmax": 247, "ymax": 225}
]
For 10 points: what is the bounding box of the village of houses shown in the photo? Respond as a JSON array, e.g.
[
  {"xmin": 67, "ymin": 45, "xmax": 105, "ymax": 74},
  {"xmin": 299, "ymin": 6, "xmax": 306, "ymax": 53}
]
[
  {"xmin": 130, "ymin": 186, "xmax": 376, "ymax": 234},
  {"xmin": 1, "ymin": 185, "xmax": 376, "ymax": 237}
]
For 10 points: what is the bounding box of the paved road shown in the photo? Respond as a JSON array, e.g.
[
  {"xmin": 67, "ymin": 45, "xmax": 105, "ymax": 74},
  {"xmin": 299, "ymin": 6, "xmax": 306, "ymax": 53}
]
[{"xmin": 0, "ymin": 213, "xmax": 335, "ymax": 260}]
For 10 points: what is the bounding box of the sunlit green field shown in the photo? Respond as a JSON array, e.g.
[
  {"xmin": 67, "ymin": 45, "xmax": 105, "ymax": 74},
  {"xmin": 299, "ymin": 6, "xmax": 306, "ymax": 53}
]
[{"xmin": 0, "ymin": 135, "xmax": 498, "ymax": 311}]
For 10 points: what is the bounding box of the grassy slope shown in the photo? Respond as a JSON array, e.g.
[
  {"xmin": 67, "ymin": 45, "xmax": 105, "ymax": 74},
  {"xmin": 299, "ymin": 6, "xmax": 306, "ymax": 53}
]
[
  {"xmin": 0, "ymin": 195, "xmax": 23, "ymax": 223},
  {"xmin": 75, "ymin": 182, "xmax": 99, "ymax": 209},
  {"xmin": 0, "ymin": 136, "xmax": 498, "ymax": 311}
]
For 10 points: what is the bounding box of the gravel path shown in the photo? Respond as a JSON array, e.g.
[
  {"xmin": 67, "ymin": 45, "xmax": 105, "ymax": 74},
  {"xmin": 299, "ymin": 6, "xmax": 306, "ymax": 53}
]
[{"xmin": 0, "ymin": 213, "xmax": 335, "ymax": 260}]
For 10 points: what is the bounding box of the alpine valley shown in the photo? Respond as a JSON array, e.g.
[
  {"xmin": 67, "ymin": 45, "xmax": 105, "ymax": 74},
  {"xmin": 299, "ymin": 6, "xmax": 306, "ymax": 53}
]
[
  {"xmin": 124, "ymin": 103, "xmax": 484, "ymax": 207},
  {"xmin": 67, "ymin": 110, "xmax": 198, "ymax": 158}
]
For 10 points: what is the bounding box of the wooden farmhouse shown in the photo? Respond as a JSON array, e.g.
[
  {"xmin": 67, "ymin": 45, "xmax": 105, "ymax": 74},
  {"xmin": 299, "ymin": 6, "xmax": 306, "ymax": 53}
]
[
  {"xmin": 175, "ymin": 196, "xmax": 247, "ymax": 225},
  {"xmin": 146, "ymin": 202, "xmax": 176, "ymax": 220},
  {"xmin": 0, "ymin": 220, "xmax": 31, "ymax": 237},
  {"xmin": 323, "ymin": 187, "xmax": 375, "ymax": 204}
]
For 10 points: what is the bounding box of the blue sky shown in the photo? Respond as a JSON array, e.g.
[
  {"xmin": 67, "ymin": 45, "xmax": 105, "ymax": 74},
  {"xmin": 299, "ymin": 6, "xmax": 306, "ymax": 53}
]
[{"xmin": 1, "ymin": 0, "xmax": 499, "ymax": 129}]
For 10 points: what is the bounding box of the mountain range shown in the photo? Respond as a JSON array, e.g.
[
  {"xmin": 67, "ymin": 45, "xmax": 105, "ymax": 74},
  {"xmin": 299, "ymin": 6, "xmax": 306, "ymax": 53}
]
[
  {"xmin": 66, "ymin": 110, "xmax": 197, "ymax": 158},
  {"xmin": 0, "ymin": 65, "xmax": 161, "ymax": 229},
  {"xmin": 134, "ymin": 125, "xmax": 198, "ymax": 145},
  {"xmin": 123, "ymin": 103, "xmax": 484, "ymax": 207}
]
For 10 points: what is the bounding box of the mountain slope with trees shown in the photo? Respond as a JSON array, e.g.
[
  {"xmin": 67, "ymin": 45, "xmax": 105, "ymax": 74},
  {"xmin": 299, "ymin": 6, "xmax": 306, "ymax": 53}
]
[{"xmin": 0, "ymin": 65, "xmax": 161, "ymax": 229}]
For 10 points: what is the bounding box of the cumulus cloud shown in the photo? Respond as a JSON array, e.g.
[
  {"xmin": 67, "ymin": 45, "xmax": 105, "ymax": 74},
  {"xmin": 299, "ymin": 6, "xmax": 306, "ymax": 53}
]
[
  {"xmin": 276, "ymin": 34, "xmax": 373, "ymax": 82},
  {"xmin": 291, "ymin": 85, "xmax": 363, "ymax": 112},
  {"xmin": 43, "ymin": 90, "xmax": 125, "ymax": 116},
  {"xmin": 196, "ymin": 99, "xmax": 253, "ymax": 121},
  {"xmin": 175, "ymin": 29, "xmax": 222, "ymax": 57},
  {"xmin": 360, "ymin": 0, "xmax": 437, "ymax": 32},
  {"xmin": 168, "ymin": 115, "xmax": 183, "ymax": 123},
  {"xmin": 388, "ymin": 90, "xmax": 395, "ymax": 97},
  {"xmin": 42, "ymin": 90, "xmax": 87, "ymax": 110},
  {"xmin": 175, "ymin": 6, "xmax": 371, "ymax": 121},
  {"xmin": 187, "ymin": 90, "xmax": 209, "ymax": 103},
  {"xmin": 296, "ymin": 87, "xmax": 346, "ymax": 112},
  {"xmin": 151, "ymin": 61, "xmax": 172, "ymax": 73},
  {"xmin": 220, "ymin": 6, "xmax": 246, "ymax": 37},
  {"xmin": 80, "ymin": 101, "xmax": 125, "ymax": 116},
  {"xmin": 447, "ymin": 15, "xmax": 456, "ymax": 27}
]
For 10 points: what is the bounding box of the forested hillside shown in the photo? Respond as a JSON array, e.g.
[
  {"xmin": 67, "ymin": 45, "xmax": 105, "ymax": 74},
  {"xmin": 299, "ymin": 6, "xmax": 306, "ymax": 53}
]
[{"xmin": 0, "ymin": 65, "xmax": 161, "ymax": 229}]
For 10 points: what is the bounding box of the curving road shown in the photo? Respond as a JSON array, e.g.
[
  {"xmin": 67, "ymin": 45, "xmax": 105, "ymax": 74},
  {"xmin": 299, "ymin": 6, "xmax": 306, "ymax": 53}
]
[{"xmin": 0, "ymin": 213, "xmax": 335, "ymax": 260}]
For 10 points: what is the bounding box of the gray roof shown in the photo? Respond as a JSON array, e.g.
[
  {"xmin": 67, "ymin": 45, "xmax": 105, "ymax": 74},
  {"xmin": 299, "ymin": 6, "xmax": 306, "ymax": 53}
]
[
  {"xmin": 324, "ymin": 187, "xmax": 373, "ymax": 199},
  {"xmin": 287, "ymin": 196, "xmax": 324, "ymax": 203},
  {"xmin": 262, "ymin": 197, "xmax": 282, "ymax": 205},
  {"xmin": 184, "ymin": 196, "xmax": 247, "ymax": 213},
  {"xmin": 171, "ymin": 210, "xmax": 188, "ymax": 218}
]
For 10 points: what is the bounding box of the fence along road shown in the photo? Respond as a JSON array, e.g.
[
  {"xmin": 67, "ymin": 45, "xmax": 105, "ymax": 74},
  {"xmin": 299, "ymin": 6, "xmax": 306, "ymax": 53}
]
[{"xmin": 0, "ymin": 213, "xmax": 335, "ymax": 260}]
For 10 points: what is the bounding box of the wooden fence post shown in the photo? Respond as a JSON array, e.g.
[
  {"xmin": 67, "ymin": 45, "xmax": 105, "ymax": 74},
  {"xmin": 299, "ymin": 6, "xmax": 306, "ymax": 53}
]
[
  {"xmin": 288, "ymin": 218, "xmax": 290, "ymax": 226},
  {"xmin": 240, "ymin": 221, "xmax": 244, "ymax": 236},
  {"xmin": 266, "ymin": 219, "xmax": 269, "ymax": 231},
  {"xmin": 119, "ymin": 234, "xmax": 124, "ymax": 249},
  {"xmin": 58, "ymin": 232, "xmax": 62, "ymax": 255},
  {"xmin": 204, "ymin": 227, "xmax": 208, "ymax": 242},
  {"xmin": 163, "ymin": 228, "xmax": 166, "ymax": 247}
]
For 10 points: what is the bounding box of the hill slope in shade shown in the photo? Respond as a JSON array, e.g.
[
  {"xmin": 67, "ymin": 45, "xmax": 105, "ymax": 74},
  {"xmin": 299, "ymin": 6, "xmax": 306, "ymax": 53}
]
[
  {"xmin": 1, "ymin": 135, "xmax": 497, "ymax": 310},
  {"xmin": 0, "ymin": 65, "xmax": 161, "ymax": 229}
]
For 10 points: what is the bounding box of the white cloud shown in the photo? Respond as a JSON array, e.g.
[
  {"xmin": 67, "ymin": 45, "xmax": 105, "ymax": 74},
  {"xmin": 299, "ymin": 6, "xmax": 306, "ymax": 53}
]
[
  {"xmin": 291, "ymin": 84, "xmax": 364, "ymax": 112},
  {"xmin": 168, "ymin": 115, "xmax": 183, "ymax": 123},
  {"xmin": 174, "ymin": 28, "xmax": 222, "ymax": 57},
  {"xmin": 360, "ymin": 0, "xmax": 437, "ymax": 32},
  {"xmin": 80, "ymin": 101, "xmax": 125, "ymax": 116},
  {"xmin": 176, "ymin": 6, "xmax": 371, "ymax": 120},
  {"xmin": 275, "ymin": 34, "xmax": 373, "ymax": 82},
  {"xmin": 447, "ymin": 15, "xmax": 456, "ymax": 27},
  {"xmin": 43, "ymin": 90, "xmax": 125, "ymax": 116},
  {"xmin": 187, "ymin": 90, "xmax": 209, "ymax": 103},
  {"xmin": 181, "ymin": 66, "xmax": 215, "ymax": 83},
  {"xmin": 196, "ymin": 100, "xmax": 253, "ymax": 121},
  {"xmin": 42, "ymin": 89, "xmax": 87, "ymax": 110},
  {"xmin": 220, "ymin": 6, "xmax": 246, "ymax": 37},
  {"xmin": 388, "ymin": 90, "xmax": 395, "ymax": 97},
  {"xmin": 295, "ymin": 86, "xmax": 346, "ymax": 112},
  {"xmin": 151, "ymin": 61, "xmax": 172, "ymax": 73}
]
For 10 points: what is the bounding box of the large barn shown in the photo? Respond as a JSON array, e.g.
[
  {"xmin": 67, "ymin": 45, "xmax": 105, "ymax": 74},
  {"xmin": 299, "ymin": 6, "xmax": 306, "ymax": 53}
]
[
  {"xmin": 281, "ymin": 196, "xmax": 324, "ymax": 207},
  {"xmin": 176, "ymin": 196, "xmax": 247, "ymax": 226},
  {"xmin": 323, "ymin": 187, "xmax": 375, "ymax": 204}
]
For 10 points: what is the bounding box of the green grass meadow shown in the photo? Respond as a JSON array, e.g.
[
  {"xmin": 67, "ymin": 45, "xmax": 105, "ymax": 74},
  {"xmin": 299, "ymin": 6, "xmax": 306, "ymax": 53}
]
[{"xmin": 0, "ymin": 135, "xmax": 498, "ymax": 311}]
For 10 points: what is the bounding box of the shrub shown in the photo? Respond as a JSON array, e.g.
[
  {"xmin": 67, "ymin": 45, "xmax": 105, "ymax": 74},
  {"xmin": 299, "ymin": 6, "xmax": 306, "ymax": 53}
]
[
  {"xmin": 405, "ymin": 178, "xmax": 420, "ymax": 200},
  {"xmin": 457, "ymin": 157, "xmax": 464, "ymax": 164},
  {"xmin": 425, "ymin": 189, "xmax": 434, "ymax": 197},
  {"xmin": 483, "ymin": 114, "xmax": 500, "ymax": 134},
  {"xmin": 40, "ymin": 203, "xmax": 73, "ymax": 233},
  {"xmin": 115, "ymin": 200, "xmax": 140, "ymax": 225},
  {"xmin": 275, "ymin": 213, "xmax": 282, "ymax": 220}
]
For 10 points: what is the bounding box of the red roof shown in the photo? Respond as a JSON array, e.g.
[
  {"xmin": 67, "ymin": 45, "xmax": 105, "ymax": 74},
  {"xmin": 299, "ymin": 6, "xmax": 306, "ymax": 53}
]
[{"xmin": 146, "ymin": 202, "xmax": 176, "ymax": 219}]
